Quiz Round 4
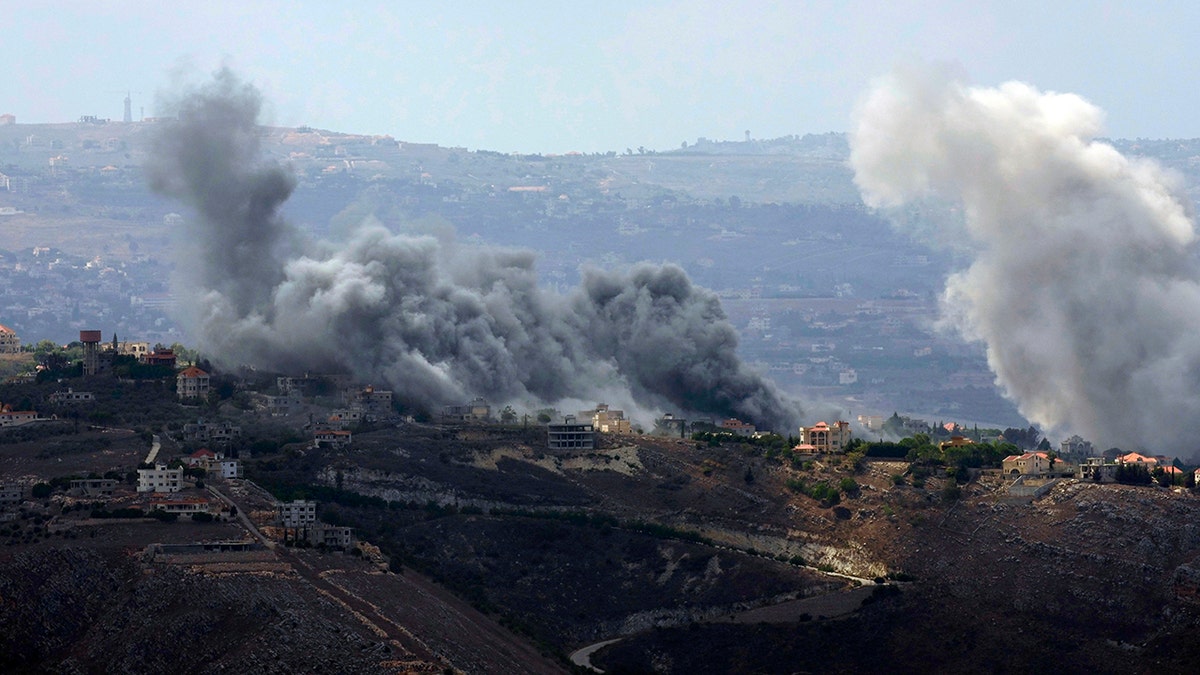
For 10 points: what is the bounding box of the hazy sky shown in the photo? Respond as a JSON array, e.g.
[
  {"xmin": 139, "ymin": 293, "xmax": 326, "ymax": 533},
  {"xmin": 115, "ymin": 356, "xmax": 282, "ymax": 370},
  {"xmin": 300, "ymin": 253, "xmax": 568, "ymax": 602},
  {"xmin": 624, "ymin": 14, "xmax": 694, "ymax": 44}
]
[{"xmin": 5, "ymin": 1, "xmax": 1200, "ymax": 153}]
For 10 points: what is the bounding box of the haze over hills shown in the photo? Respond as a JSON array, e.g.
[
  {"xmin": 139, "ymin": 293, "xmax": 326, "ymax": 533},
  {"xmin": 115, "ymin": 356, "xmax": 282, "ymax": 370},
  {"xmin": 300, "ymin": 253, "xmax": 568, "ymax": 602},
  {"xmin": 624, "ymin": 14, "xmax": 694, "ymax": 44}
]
[
  {"xmin": 9, "ymin": 95, "xmax": 1200, "ymax": 440},
  {"xmin": 7, "ymin": 73, "xmax": 1200, "ymax": 674}
]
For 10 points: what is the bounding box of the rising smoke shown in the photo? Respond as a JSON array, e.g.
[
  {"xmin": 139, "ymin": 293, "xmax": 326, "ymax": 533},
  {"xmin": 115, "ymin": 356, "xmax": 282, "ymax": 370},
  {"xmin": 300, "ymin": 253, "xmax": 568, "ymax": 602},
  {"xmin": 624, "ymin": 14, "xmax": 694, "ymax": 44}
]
[
  {"xmin": 851, "ymin": 66, "xmax": 1200, "ymax": 453},
  {"xmin": 149, "ymin": 68, "xmax": 802, "ymax": 431}
]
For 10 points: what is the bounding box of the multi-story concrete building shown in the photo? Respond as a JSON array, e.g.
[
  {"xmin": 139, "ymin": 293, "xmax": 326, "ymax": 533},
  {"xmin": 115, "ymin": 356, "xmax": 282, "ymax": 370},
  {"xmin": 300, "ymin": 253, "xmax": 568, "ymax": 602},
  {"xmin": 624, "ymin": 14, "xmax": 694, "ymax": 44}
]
[
  {"xmin": 440, "ymin": 397, "xmax": 491, "ymax": 423},
  {"xmin": 1078, "ymin": 457, "xmax": 1118, "ymax": 483},
  {"xmin": 347, "ymin": 385, "xmax": 392, "ymax": 420},
  {"xmin": 176, "ymin": 366, "xmax": 210, "ymax": 400},
  {"xmin": 548, "ymin": 416, "xmax": 595, "ymax": 450},
  {"xmin": 137, "ymin": 464, "xmax": 183, "ymax": 493},
  {"xmin": 279, "ymin": 500, "xmax": 318, "ymax": 528},
  {"xmin": 218, "ymin": 460, "xmax": 242, "ymax": 479},
  {"xmin": 182, "ymin": 419, "xmax": 241, "ymax": 443},
  {"xmin": 0, "ymin": 323, "xmax": 20, "ymax": 353},
  {"xmin": 69, "ymin": 478, "xmax": 117, "ymax": 497}
]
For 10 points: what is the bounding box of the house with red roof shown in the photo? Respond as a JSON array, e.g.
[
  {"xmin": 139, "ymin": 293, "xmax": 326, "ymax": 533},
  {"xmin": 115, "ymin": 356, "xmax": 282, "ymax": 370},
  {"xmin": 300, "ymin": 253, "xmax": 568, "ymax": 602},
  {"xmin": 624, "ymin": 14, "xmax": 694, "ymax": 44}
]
[
  {"xmin": 1116, "ymin": 452, "xmax": 1159, "ymax": 466},
  {"xmin": 1002, "ymin": 451, "xmax": 1060, "ymax": 476},
  {"xmin": 185, "ymin": 448, "xmax": 220, "ymax": 470},
  {"xmin": 176, "ymin": 366, "xmax": 210, "ymax": 400},
  {"xmin": 314, "ymin": 429, "xmax": 352, "ymax": 449},
  {"xmin": 798, "ymin": 421, "xmax": 852, "ymax": 453}
]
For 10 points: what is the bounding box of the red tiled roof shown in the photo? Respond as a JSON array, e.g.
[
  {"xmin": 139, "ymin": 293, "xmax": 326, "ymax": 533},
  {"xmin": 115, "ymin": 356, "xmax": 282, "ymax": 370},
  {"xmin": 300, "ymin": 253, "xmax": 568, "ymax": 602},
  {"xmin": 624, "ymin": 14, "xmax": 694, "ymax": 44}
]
[{"xmin": 178, "ymin": 366, "xmax": 208, "ymax": 378}]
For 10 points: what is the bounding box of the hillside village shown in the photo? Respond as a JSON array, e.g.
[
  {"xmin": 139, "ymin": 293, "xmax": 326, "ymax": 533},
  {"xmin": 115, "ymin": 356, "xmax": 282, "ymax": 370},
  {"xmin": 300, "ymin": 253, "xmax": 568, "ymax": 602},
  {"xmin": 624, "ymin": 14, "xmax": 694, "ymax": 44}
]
[
  {"xmin": 3, "ymin": 322, "xmax": 1200, "ymax": 671},
  {"xmin": 7, "ymin": 124, "xmax": 1200, "ymax": 671}
]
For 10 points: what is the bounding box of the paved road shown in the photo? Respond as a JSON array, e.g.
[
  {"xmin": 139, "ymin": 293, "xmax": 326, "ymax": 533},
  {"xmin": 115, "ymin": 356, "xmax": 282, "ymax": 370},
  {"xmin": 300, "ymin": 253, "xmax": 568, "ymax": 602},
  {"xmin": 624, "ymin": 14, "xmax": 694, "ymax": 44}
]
[
  {"xmin": 568, "ymin": 582, "xmax": 885, "ymax": 672},
  {"xmin": 206, "ymin": 483, "xmax": 272, "ymax": 548},
  {"xmin": 143, "ymin": 434, "xmax": 161, "ymax": 465}
]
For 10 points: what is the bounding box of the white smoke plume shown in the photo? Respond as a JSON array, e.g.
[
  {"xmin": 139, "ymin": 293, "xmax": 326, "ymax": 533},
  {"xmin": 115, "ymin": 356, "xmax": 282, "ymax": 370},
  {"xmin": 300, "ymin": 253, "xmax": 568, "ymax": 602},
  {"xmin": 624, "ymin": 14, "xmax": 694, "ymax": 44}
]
[
  {"xmin": 851, "ymin": 66, "xmax": 1200, "ymax": 453},
  {"xmin": 149, "ymin": 68, "xmax": 803, "ymax": 431}
]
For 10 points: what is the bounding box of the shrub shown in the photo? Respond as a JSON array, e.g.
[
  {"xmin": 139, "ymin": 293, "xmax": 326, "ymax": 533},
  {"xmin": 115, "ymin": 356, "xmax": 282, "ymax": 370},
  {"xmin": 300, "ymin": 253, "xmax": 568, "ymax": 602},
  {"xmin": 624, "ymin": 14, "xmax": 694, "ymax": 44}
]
[{"xmin": 839, "ymin": 477, "xmax": 860, "ymax": 496}]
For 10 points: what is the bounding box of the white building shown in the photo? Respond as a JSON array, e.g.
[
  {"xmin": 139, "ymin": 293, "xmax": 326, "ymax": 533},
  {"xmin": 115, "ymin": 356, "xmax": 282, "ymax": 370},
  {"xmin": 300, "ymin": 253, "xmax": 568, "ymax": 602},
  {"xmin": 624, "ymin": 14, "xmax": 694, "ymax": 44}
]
[
  {"xmin": 279, "ymin": 500, "xmax": 318, "ymax": 528},
  {"xmin": 218, "ymin": 460, "xmax": 242, "ymax": 479},
  {"xmin": 49, "ymin": 389, "xmax": 95, "ymax": 403},
  {"xmin": 137, "ymin": 464, "xmax": 183, "ymax": 493}
]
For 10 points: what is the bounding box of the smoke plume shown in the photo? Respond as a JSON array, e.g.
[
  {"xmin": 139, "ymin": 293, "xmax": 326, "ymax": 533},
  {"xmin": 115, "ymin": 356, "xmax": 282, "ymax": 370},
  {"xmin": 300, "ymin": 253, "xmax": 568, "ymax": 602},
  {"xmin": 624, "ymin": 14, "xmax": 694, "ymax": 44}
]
[
  {"xmin": 149, "ymin": 68, "xmax": 801, "ymax": 431},
  {"xmin": 851, "ymin": 66, "xmax": 1200, "ymax": 453}
]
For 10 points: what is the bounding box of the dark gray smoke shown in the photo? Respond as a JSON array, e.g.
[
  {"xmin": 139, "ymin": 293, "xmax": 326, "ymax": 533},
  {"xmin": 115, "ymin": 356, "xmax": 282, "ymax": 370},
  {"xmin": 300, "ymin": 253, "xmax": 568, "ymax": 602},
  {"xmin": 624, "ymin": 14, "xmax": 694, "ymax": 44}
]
[
  {"xmin": 851, "ymin": 66, "xmax": 1200, "ymax": 453},
  {"xmin": 150, "ymin": 69, "xmax": 802, "ymax": 431}
]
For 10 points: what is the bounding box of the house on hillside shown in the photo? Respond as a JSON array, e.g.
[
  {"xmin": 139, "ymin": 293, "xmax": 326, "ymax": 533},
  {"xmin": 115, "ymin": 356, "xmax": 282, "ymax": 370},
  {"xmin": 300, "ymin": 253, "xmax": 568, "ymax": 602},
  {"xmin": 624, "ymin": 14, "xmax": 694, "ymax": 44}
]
[
  {"xmin": 1060, "ymin": 435, "xmax": 1094, "ymax": 460},
  {"xmin": 0, "ymin": 323, "xmax": 20, "ymax": 353},
  {"xmin": 798, "ymin": 421, "xmax": 852, "ymax": 453},
  {"xmin": 146, "ymin": 347, "xmax": 177, "ymax": 368},
  {"xmin": 218, "ymin": 459, "xmax": 242, "ymax": 479},
  {"xmin": 939, "ymin": 436, "xmax": 974, "ymax": 452},
  {"xmin": 440, "ymin": 397, "xmax": 491, "ymax": 423},
  {"xmin": 313, "ymin": 429, "xmax": 351, "ymax": 449},
  {"xmin": 69, "ymin": 478, "xmax": 117, "ymax": 497},
  {"xmin": 1116, "ymin": 452, "xmax": 1165, "ymax": 467},
  {"xmin": 548, "ymin": 416, "xmax": 595, "ymax": 450},
  {"xmin": 720, "ymin": 418, "xmax": 758, "ymax": 437},
  {"xmin": 184, "ymin": 448, "xmax": 220, "ymax": 470},
  {"xmin": 49, "ymin": 389, "xmax": 94, "ymax": 403},
  {"xmin": 1002, "ymin": 451, "xmax": 1069, "ymax": 477},
  {"xmin": 580, "ymin": 403, "xmax": 632, "ymax": 434},
  {"xmin": 279, "ymin": 500, "xmax": 318, "ymax": 528},
  {"xmin": 346, "ymin": 385, "xmax": 392, "ymax": 420},
  {"xmin": 0, "ymin": 408, "xmax": 40, "ymax": 427},
  {"xmin": 137, "ymin": 464, "xmax": 183, "ymax": 493},
  {"xmin": 176, "ymin": 366, "xmax": 210, "ymax": 400},
  {"xmin": 1078, "ymin": 457, "xmax": 1118, "ymax": 483},
  {"xmin": 182, "ymin": 419, "xmax": 240, "ymax": 443},
  {"xmin": 150, "ymin": 495, "xmax": 216, "ymax": 516}
]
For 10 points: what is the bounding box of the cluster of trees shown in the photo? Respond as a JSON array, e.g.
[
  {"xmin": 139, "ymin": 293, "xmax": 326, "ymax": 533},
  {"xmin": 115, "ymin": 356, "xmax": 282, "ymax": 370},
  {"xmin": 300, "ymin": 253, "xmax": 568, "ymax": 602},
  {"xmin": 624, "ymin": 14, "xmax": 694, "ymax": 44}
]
[
  {"xmin": 1114, "ymin": 463, "xmax": 1198, "ymax": 488},
  {"xmin": 879, "ymin": 413, "xmax": 1048, "ymax": 451},
  {"xmin": 784, "ymin": 476, "xmax": 859, "ymax": 507}
]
